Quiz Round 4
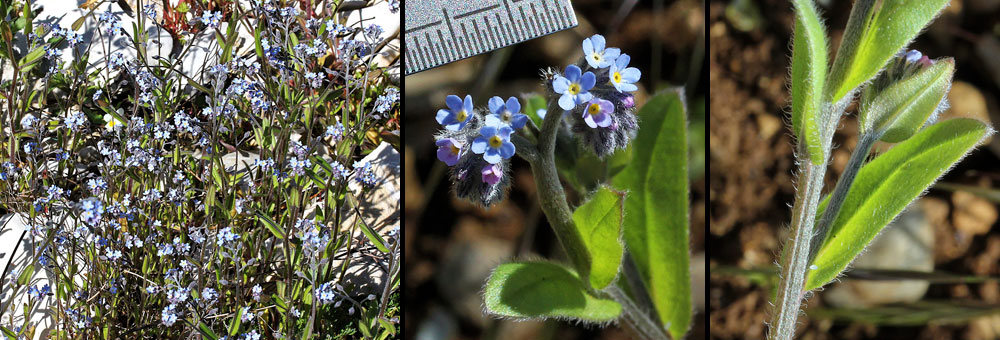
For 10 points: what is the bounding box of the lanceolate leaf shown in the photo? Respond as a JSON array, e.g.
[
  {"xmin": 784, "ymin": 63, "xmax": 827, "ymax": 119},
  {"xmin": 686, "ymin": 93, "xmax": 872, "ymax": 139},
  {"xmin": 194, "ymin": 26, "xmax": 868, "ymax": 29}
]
[
  {"xmin": 861, "ymin": 58, "xmax": 954, "ymax": 143},
  {"xmin": 790, "ymin": 0, "xmax": 829, "ymax": 164},
  {"xmin": 826, "ymin": 0, "xmax": 949, "ymax": 102},
  {"xmin": 572, "ymin": 186, "xmax": 626, "ymax": 290},
  {"xmin": 612, "ymin": 88, "xmax": 690, "ymax": 339},
  {"xmin": 806, "ymin": 119, "xmax": 992, "ymax": 290},
  {"xmin": 483, "ymin": 261, "xmax": 622, "ymax": 322}
]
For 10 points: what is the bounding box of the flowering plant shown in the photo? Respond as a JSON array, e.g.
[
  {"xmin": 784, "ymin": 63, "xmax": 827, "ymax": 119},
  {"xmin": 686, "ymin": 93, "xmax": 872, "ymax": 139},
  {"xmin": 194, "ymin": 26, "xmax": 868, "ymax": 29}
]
[
  {"xmin": 430, "ymin": 34, "xmax": 692, "ymax": 339},
  {"xmin": 0, "ymin": 0, "xmax": 400, "ymax": 339},
  {"xmin": 769, "ymin": 0, "xmax": 994, "ymax": 339}
]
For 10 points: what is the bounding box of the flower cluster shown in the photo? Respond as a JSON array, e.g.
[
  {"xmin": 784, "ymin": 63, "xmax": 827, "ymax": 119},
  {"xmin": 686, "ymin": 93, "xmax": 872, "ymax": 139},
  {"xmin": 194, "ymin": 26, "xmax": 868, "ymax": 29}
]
[
  {"xmin": 552, "ymin": 34, "xmax": 642, "ymax": 157},
  {"xmin": 433, "ymin": 94, "xmax": 522, "ymax": 207}
]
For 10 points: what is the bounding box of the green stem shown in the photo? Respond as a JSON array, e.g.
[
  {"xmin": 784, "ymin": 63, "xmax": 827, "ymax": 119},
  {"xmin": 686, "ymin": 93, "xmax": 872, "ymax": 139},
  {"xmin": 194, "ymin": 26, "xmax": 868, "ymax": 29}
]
[
  {"xmin": 529, "ymin": 99, "xmax": 590, "ymax": 281},
  {"xmin": 807, "ymin": 132, "xmax": 877, "ymax": 263}
]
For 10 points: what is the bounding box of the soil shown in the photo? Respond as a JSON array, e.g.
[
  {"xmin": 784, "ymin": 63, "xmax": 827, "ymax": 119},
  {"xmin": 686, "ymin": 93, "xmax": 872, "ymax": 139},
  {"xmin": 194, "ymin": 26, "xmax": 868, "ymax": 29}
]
[{"xmin": 709, "ymin": 0, "xmax": 1000, "ymax": 339}]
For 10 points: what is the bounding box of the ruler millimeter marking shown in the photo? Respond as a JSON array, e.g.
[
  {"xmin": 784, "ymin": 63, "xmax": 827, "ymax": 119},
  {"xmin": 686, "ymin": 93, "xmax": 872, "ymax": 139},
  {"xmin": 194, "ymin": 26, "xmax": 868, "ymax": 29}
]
[{"xmin": 404, "ymin": 0, "xmax": 578, "ymax": 75}]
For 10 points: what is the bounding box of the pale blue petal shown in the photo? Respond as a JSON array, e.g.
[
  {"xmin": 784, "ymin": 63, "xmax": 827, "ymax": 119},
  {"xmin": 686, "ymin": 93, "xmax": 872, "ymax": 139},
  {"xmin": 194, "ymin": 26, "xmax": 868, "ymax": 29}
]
[
  {"xmin": 582, "ymin": 37, "xmax": 594, "ymax": 55},
  {"xmin": 463, "ymin": 95, "xmax": 474, "ymax": 112},
  {"xmin": 479, "ymin": 125, "xmax": 498, "ymax": 138},
  {"xmin": 584, "ymin": 114, "xmax": 598, "ymax": 128},
  {"xmin": 436, "ymin": 109, "xmax": 452, "ymax": 125},
  {"xmin": 565, "ymin": 65, "xmax": 581, "ymax": 82},
  {"xmin": 471, "ymin": 137, "xmax": 488, "ymax": 154},
  {"xmin": 510, "ymin": 115, "xmax": 528, "ymax": 130},
  {"xmin": 506, "ymin": 97, "xmax": 520, "ymax": 114},
  {"xmin": 590, "ymin": 34, "xmax": 606, "ymax": 51},
  {"xmin": 497, "ymin": 125, "xmax": 514, "ymax": 139},
  {"xmin": 488, "ymin": 96, "xmax": 504, "ymax": 114},
  {"xmin": 615, "ymin": 53, "xmax": 631, "ymax": 69},
  {"xmin": 622, "ymin": 67, "xmax": 641, "ymax": 82},
  {"xmin": 483, "ymin": 149, "xmax": 501, "ymax": 164},
  {"xmin": 594, "ymin": 113, "xmax": 612, "ymax": 127},
  {"xmin": 553, "ymin": 77, "xmax": 570, "ymax": 94},
  {"xmin": 580, "ymin": 72, "xmax": 596, "ymax": 91},
  {"xmin": 619, "ymin": 83, "xmax": 638, "ymax": 92},
  {"xmin": 499, "ymin": 142, "xmax": 515, "ymax": 159},
  {"xmin": 603, "ymin": 48, "xmax": 621, "ymax": 63},
  {"xmin": 445, "ymin": 95, "xmax": 463, "ymax": 111},
  {"xmin": 484, "ymin": 115, "xmax": 503, "ymax": 128},
  {"xmin": 558, "ymin": 93, "xmax": 575, "ymax": 110},
  {"xmin": 576, "ymin": 92, "xmax": 594, "ymax": 105}
]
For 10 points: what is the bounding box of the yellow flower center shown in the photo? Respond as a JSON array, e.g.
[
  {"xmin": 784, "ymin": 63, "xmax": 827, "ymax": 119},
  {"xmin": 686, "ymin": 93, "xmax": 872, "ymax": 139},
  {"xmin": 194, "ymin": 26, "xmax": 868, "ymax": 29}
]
[
  {"xmin": 456, "ymin": 110, "xmax": 468, "ymax": 122},
  {"xmin": 568, "ymin": 83, "xmax": 580, "ymax": 95},
  {"xmin": 501, "ymin": 111, "xmax": 512, "ymax": 122},
  {"xmin": 489, "ymin": 135, "xmax": 503, "ymax": 148},
  {"xmin": 450, "ymin": 145, "xmax": 460, "ymax": 155},
  {"xmin": 587, "ymin": 103, "xmax": 602, "ymax": 116},
  {"xmin": 613, "ymin": 72, "xmax": 622, "ymax": 83},
  {"xmin": 592, "ymin": 53, "xmax": 602, "ymax": 62}
]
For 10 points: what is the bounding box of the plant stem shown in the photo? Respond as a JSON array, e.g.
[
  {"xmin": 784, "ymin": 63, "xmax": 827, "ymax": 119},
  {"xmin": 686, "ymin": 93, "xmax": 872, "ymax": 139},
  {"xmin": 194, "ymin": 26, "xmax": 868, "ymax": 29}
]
[
  {"xmin": 768, "ymin": 159, "xmax": 828, "ymax": 340},
  {"xmin": 529, "ymin": 99, "xmax": 591, "ymax": 281},
  {"xmin": 807, "ymin": 132, "xmax": 877, "ymax": 263}
]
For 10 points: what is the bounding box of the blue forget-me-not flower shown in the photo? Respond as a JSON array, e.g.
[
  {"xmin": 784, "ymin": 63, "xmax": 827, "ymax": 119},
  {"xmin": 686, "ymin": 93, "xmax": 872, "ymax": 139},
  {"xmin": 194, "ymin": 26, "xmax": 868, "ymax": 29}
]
[
  {"xmin": 436, "ymin": 94, "xmax": 474, "ymax": 131},
  {"xmin": 488, "ymin": 96, "xmax": 528, "ymax": 130},
  {"xmin": 471, "ymin": 116, "xmax": 515, "ymax": 164},
  {"xmin": 553, "ymin": 65, "xmax": 596, "ymax": 110},
  {"xmin": 583, "ymin": 34, "xmax": 620, "ymax": 69}
]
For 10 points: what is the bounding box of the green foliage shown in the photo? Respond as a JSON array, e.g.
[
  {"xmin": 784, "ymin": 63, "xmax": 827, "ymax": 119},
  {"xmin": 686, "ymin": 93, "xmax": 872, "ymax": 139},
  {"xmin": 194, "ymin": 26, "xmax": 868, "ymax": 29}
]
[
  {"xmin": 806, "ymin": 118, "xmax": 992, "ymax": 290},
  {"xmin": 789, "ymin": 0, "xmax": 829, "ymax": 164},
  {"xmin": 860, "ymin": 58, "xmax": 954, "ymax": 142},
  {"xmin": 826, "ymin": 0, "xmax": 950, "ymax": 102},
  {"xmin": 483, "ymin": 261, "xmax": 623, "ymax": 322},
  {"xmin": 612, "ymin": 88, "xmax": 691, "ymax": 339},
  {"xmin": 571, "ymin": 186, "xmax": 626, "ymax": 290}
]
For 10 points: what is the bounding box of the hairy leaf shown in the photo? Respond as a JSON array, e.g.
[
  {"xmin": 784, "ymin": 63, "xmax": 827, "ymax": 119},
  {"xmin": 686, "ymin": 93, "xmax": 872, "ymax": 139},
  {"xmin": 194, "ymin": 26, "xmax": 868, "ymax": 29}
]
[
  {"xmin": 790, "ymin": 0, "xmax": 829, "ymax": 164},
  {"xmin": 612, "ymin": 88, "xmax": 690, "ymax": 338},
  {"xmin": 572, "ymin": 186, "xmax": 626, "ymax": 290},
  {"xmin": 806, "ymin": 118, "xmax": 992, "ymax": 290},
  {"xmin": 483, "ymin": 261, "xmax": 622, "ymax": 322}
]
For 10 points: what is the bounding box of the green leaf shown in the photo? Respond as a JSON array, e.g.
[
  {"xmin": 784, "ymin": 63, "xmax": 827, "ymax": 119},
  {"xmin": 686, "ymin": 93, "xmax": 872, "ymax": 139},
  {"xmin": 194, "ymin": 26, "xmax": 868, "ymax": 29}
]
[
  {"xmin": 0, "ymin": 326, "xmax": 16, "ymax": 338},
  {"xmin": 520, "ymin": 93, "xmax": 546, "ymax": 128},
  {"xmin": 789, "ymin": 0, "xmax": 829, "ymax": 164},
  {"xmin": 256, "ymin": 211, "xmax": 283, "ymax": 239},
  {"xmin": 229, "ymin": 306, "xmax": 243, "ymax": 336},
  {"xmin": 826, "ymin": 0, "xmax": 949, "ymax": 102},
  {"xmin": 571, "ymin": 186, "xmax": 625, "ymax": 290},
  {"xmin": 611, "ymin": 88, "xmax": 690, "ymax": 339},
  {"xmin": 806, "ymin": 118, "xmax": 993, "ymax": 290},
  {"xmin": 483, "ymin": 261, "xmax": 622, "ymax": 322},
  {"xmin": 197, "ymin": 321, "xmax": 219, "ymax": 340},
  {"xmin": 860, "ymin": 58, "xmax": 954, "ymax": 142},
  {"xmin": 17, "ymin": 264, "xmax": 34, "ymax": 285},
  {"xmin": 358, "ymin": 219, "xmax": 389, "ymax": 253}
]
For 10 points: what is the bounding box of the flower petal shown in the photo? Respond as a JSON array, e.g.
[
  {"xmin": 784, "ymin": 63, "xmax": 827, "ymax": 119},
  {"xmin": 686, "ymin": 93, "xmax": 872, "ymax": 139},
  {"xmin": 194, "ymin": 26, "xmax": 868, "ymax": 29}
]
[
  {"xmin": 437, "ymin": 147, "xmax": 459, "ymax": 166},
  {"xmin": 435, "ymin": 138, "xmax": 456, "ymax": 147},
  {"xmin": 583, "ymin": 114, "xmax": 598, "ymax": 128},
  {"xmin": 576, "ymin": 92, "xmax": 594, "ymax": 105},
  {"xmin": 553, "ymin": 77, "xmax": 570, "ymax": 94},
  {"xmin": 488, "ymin": 96, "xmax": 505, "ymax": 114},
  {"xmin": 479, "ymin": 124, "xmax": 498, "ymax": 138},
  {"xmin": 597, "ymin": 99, "xmax": 614, "ymax": 113},
  {"xmin": 463, "ymin": 95, "xmax": 474, "ymax": 112},
  {"xmin": 506, "ymin": 97, "xmax": 520, "ymax": 114},
  {"xmin": 484, "ymin": 115, "xmax": 503, "ymax": 128},
  {"xmin": 580, "ymin": 72, "xmax": 596, "ymax": 91},
  {"xmin": 558, "ymin": 93, "xmax": 576, "ymax": 110},
  {"xmin": 497, "ymin": 125, "xmax": 514, "ymax": 139},
  {"xmin": 483, "ymin": 148, "xmax": 502, "ymax": 164},
  {"xmin": 603, "ymin": 48, "xmax": 621, "ymax": 63},
  {"xmin": 619, "ymin": 83, "xmax": 638, "ymax": 92},
  {"xmin": 590, "ymin": 34, "xmax": 606, "ymax": 51},
  {"xmin": 510, "ymin": 114, "xmax": 528, "ymax": 130},
  {"xmin": 500, "ymin": 142, "xmax": 515, "ymax": 159},
  {"xmin": 565, "ymin": 65, "xmax": 581, "ymax": 82},
  {"xmin": 436, "ymin": 109, "xmax": 453, "ymax": 125},
  {"xmin": 471, "ymin": 137, "xmax": 488, "ymax": 154},
  {"xmin": 582, "ymin": 37, "xmax": 594, "ymax": 55},
  {"xmin": 594, "ymin": 113, "xmax": 612, "ymax": 127},
  {"xmin": 622, "ymin": 67, "xmax": 641, "ymax": 82},
  {"xmin": 615, "ymin": 53, "xmax": 631, "ymax": 69},
  {"xmin": 445, "ymin": 95, "xmax": 463, "ymax": 111}
]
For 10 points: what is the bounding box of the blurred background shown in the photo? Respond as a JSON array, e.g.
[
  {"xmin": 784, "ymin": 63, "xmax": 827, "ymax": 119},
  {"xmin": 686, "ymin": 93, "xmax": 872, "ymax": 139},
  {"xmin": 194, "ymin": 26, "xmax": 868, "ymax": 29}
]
[
  {"xmin": 710, "ymin": 0, "xmax": 1000, "ymax": 339},
  {"xmin": 404, "ymin": 0, "xmax": 707, "ymax": 339}
]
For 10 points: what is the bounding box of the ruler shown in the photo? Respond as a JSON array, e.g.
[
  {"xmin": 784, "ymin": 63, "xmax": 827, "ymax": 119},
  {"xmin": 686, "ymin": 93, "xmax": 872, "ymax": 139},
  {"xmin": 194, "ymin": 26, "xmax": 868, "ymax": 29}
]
[{"xmin": 404, "ymin": 0, "xmax": 578, "ymax": 75}]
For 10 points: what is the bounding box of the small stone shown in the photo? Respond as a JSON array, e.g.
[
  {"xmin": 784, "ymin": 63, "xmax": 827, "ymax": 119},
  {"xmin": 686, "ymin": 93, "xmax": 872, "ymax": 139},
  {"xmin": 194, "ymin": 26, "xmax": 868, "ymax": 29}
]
[{"xmin": 952, "ymin": 190, "xmax": 997, "ymax": 236}]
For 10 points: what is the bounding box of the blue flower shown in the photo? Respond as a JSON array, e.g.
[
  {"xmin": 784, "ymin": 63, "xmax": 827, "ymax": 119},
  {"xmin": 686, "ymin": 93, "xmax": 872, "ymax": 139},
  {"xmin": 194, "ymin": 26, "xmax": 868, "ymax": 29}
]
[
  {"xmin": 583, "ymin": 35, "xmax": 620, "ymax": 69},
  {"xmin": 436, "ymin": 94, "xmax": 474, "ymax": 131},
  {"xmin": 161, "ymin": 304, "xmax": 178, "ymax": 326},
  {"xmin": 65, "ymin": 111, "xmax": 87, "ymax": 131},
  {"xmin": 143, "ymin": 4, "xmax": 157, "ymax": 20},
  {"xmin": 553, "ymin": 65, "xmax": 596, "ymax": 110},
  {"xmin": 471, "ymin": 116, "xmax": 515, "ymax": 164},
  {"xmin": 80, "ymin": 197, "xmax": 104, "ymax": 226},
  {"xmin": 201, "ymin": 11, "xmax": 223, "ymax": 28},
  {"xmin": 609, "ymin": 53, "xmax": 641, "ymax": 92},
  {"xmin": 488, "ymin": 96, "xmax": 528, "ymax": 129}
]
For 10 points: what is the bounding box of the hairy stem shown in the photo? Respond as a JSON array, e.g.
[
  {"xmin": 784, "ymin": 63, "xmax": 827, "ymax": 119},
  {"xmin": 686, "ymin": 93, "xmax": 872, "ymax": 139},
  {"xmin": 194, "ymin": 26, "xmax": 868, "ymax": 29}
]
[
  {"xmin": 530, "ymin": 99, "xmax": 590, "ymax": 279},
  {"xmin": 768, "ymin": 159, "xmax": 827, "ymax": 340},
  {"xmin": 807, "ymin": 132, "xmax": 877, "ymax": 263}
]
